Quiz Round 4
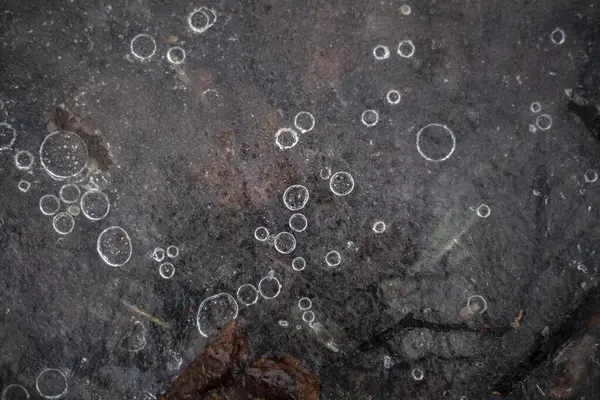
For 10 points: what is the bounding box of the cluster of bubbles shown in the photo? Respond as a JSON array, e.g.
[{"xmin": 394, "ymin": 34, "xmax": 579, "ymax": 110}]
[
  {"xmin": 298, "ymin": 296, "xmax": 315, "ymax": 325},
  {"xmin": 274, "ymin": 111, "xmax": 315, "ymax": 150},
  {"xmin": 129, "ymin": 7, "xmax": 217, "ymax": 64},
  {"xmin": 35, "ymin": 130, "xmax": 134, "ymax": 269},
  {"xmin": 372, "ymin": 39, "xmax": 415, "ymax": 61},
  {"xmin": 1, "ymin": 122, "xmax": 35, "ymax": 193},
  {"xmin": 527, "ymin": 101, "xmax": 553, "ymax": 133},
  {"xmin": 151, "ymin": 244, "xmax": 180, "ymax": 279},
  {"xmin": 196, "ymin": 270, "xmax": 283, "ymax": 337},
  {"xmin": 360, "ymin": 90, "xmax": 401, "ymax": 128},
  {"xmin": 2, "ymin": 368, "xmax": 70, "ymax": 399},
  {"xmin": 38, "ymin": 183, "xmax": 112, "ymax": 235}
]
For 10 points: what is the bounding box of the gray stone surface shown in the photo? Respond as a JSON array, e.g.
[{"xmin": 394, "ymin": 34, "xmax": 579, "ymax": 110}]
[{"xmin": 1, "ymin": 0, "xmax": 600, "ymax": 399}]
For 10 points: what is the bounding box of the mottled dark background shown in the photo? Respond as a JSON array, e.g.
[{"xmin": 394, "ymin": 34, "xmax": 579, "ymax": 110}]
[{"xmin": 1, "ymin": 0, "xmax": 600, "ymax": 399}]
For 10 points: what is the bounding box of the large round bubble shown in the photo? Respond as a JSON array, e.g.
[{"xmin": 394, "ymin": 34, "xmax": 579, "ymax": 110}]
[
  {"xmin": 39, "ymin": 131, "xmax": 88, "ymax": 180},
  {"xmin": 36, "ymin": 368, "xmax": 68, "ymax": 399},
  {"xmin": 97, "ymin": 226, "xmax": 132, "ymax": 267},
  {"xmin": 196, "ymin": 293, "xmax": 239, "ymax": 337},
  {"xmin": 80, "ymin": 190, "xmax": 110, "ymax": 220}
]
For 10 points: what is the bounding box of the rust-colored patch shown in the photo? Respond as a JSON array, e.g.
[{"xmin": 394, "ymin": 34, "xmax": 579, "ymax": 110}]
[{"xmin": 160, "ymin": 321, "xmax": 320, "ymax": 400}]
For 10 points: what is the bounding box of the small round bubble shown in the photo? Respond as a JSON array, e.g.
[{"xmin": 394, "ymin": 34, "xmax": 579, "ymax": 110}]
[{"xmin": 292, "ymin": 257, "xmax": 306, "ymax": 271}]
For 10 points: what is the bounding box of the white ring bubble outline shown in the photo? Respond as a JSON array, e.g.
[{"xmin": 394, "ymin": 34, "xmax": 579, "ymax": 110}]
[
  {"xmin": 166, "ymin": 46, "xmax": 186, "ymax": 65},
  {"xmin": 319, "ymin": 167, "xmax": 331, "ymax": 180},
  {"xmin": 467, "ymin": 295, "xmax": 488, "ymax": 314},
  {"xmin": 196, "ymin": 293, "xmax": 239, "ymax": 337},
  {"xmin": 97, "ymin": 226, "xmax": 133, "ymax": 267},
  {"xmin": 39, "ymin": 131, "xmax": 88, "ymax": 180},
  {"xmin": 372, "ymin": 221, "xmax": 386, "ymax": 233},
  {"xmin": 298, "ymin": 297, "xmax": 312, "ymax": 311},
  {"xmin": 36, "ymin": 368, "xmax": 68, "ymax": 400},
  {"xmin": 275, "ymin": 127, "xmax": 299, "ymax": 150},
  {"xmin": 236, "ymin": 283, "xmax": 259, "ymax": 306},
  {"xmin": 292, "ymin": 256, "xmax": 306, "ymax": 271},
  {"xmin": 130, "ymin": 34, "xmax": 157, "ymax": 61},
  {"xmin": 411, "ymin": 367, "xmax": 424, "ymax": 381},
  {"xmin": 289, "ymin": 213, "xmax": 308, "ymax": 232},
  {"xmin": 53, "ymin": 212, "xmax": 74, "ymax": 235},
  {"xmin": 159, "ymin": 262, "xmax": 175, "ymax": 279},
  {"xmin": 188, "ymin": 7, "xmax": 217, "ymax": 34},
  {"xmin": 400, "ymin": 4, "xmax": 412, "ymax": 15},
  {"xmin": 274, "ymin": 232, "xmax": 296, "ymax": 254},
  {"xmin": 39, "ymin": 194, "xmax": 60, "ymax": 216},
  {"xmin": 282, "ymin": 184, "xmax": 310, "ymax": 211},
  {"xmin": 59, "ymin": 183, "xmax": 80, "ymax": 204},
  {"xmin": 80, "ymin": 190, "xmax": 110, "ymax": 221},
  {"xmin": 373, "ymin": 45, "xmax": 390, "ymax": 60},
  {"xmin": 18, "ymin": 180, "xmax": 31, "ymax": 193},
  {"xmin": 536, "ymin": 114, "xmax": 552, "ymax": 131},
  {"xmin": 325, "ymin": 250, "xmax": 341, "ymax": 267},
  {"xmin": 361, "ymin": 109, "xmax": 379, "ymax": 127},
  {"xmin": 386, "ymin": 90, "xmax": 401, "ymax": 105},
  {"xmin": 294, "ymin": 111, "xmax": 315, "ymax": 133},
  {"xmin": 258, "ymin": 275, "xmax": 282, "ymax": 299},
  {"xmin": 476, "ymin": 204, "xmax": 491, "ymax": 218},
  {"xmin": 152, "ymin": 247, "xmax": 166, "ymax": 262},
  {"xmin": 397, "ymin": 39, "xmax": 415, "ymax": 58},
  {"xmin": 2, "ymin": 384, "xmax": 30, "ymax": 400},
  {"xmin": 166, "ymin": 245, "xmax": 179, "ymax": 258},
  {"xmin": 329, "ymin": 171, "xmax": 355, "ymax": 196},
  {"xmin": 15, "ymin": 149, "xmax": 34, "ymax": 170},
  {"xmin": 254, "ymin": 226, "xmax": 270, "ymax": 241},
  {"xmin": 302, "ymin": 311, "xmax": 315, "ymax": 324},
  {"xmin": 416, "ymin": 123, "xmax": 456, "ymax": 162},
  {"xmin": 530, "ymin": 102, "xmax": 541, "ymax": 113},
  {"xmin": 550, "ymin": 27, "xmax": 566, "ymax": 45},
  {"xmin": 584, "ymin": 169, "xmax": 598, "ymax": 183},
  {"xmin": 0, "ymin": 122, "xmax": 17, "ymax": 151},
  {"xmin": 278, "ymin": 320, "xmax": 289, "ymax": 327}
]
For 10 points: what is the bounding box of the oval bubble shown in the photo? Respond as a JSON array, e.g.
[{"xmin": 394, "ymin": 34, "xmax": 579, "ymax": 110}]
[
  {"xmin": 237, "ymin": 283, "xmax": 259, "ymax": 306},
  {"xmin": 282, "ymin": 185, "xmax": 310, "ymax": 211},
  {"xmin": 39, "ymin": 131, "xmax": 88, "ymax": 180},
  {"xmin": 274, "ymin": 232, "xmax": 296, "ymax": 254},
  {"xmin": 275, "ymin": 127, "xmax": 299, "ymax": 150},
  {"xmin": 416, "ymin": 123, "xmax": 456, "ymax": 162},
  {"xmin": 196, "ymin": 293, "xmax": 239, "ymax": 337},
  {"xmin": 152, "ymin": 247, "xmax": 166, "ymax": 262},
  {"xmin": 97, "ymin": 226, "xmax": 133, "ymax": 267},
  {"xmin": 298, "ymin": 297, "xmax": 312, "ymax": 310},
  {"xmin": 294, "ymin": 111, "xmax": 315, "ymax": 133},
  {"xmin": 36, "ymin": 368, "xmax": 68, "ymax": 399},
  {"xmin": 258, "ymin": 275, "xmax": 282, "ymax": 299},
  {"xmin": 254, "ymin": 226, "xmax": 269, "ymax": 241},
  {"xmin": 329, "ymin": 171, "xmax": 355, "ymax": 196},
  {"xmin": 14, "ymin": 150, "xmax": 34, "ymax": 170},
  {"xmin": 325, "ymin": 250, "xmax": 341, "ymax": 267},
  {"xmin": 80, "ymin": 190, "xmax": 110, "ymax": 220},
  {"xmin": 40, "ymin": 195, "xmax": 61, "ymax": 216},
  {"xmin": 53, "ymin": 212, "xmax": 74, "ymax": 235},
  {"xmin": 166, "ymin": 245, "xmax": 179, "ymax": 258},
  {"xmin": 289, "ymin": 213, "xmax": 308, "ymax": 232},
  {"xmin": 59, "ymin": 184, "xmax": 80, "ymax": 204},
  {"xmin": 159, "ymin": 262, "xmax": 175, "ymax": 279},
  {"xmin": 292, "ymin": 256, "xmax": 306, "ymax": 271}
]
